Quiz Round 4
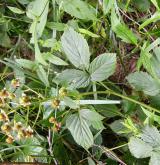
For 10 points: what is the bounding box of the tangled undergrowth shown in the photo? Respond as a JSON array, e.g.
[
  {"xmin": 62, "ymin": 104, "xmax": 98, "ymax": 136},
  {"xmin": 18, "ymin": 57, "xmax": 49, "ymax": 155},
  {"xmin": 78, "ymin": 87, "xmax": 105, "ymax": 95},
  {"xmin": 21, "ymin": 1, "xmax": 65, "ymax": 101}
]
[{"xmin": 1, "ymin": 0, "xmax": 160, "ymax": 164}]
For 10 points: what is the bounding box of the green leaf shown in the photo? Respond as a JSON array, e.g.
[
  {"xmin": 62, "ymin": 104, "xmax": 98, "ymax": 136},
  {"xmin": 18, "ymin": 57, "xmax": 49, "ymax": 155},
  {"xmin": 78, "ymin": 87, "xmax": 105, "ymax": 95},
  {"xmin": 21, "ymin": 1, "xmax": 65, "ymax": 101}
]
[
  {"xmin": 36, "ymin": 65, "xmax": 49, "ymax": 87},
  {"xmin": 18, "ymin": 137, "xmax": 47, "ymax": 162},
  {"xmin": 8, "ymin": 6, "xmax": 25, "ymax": 14},
  {"xmin": 150, "ymin": 152, "xmax": 160, "ymax": 165},
  {"xmin": 127, "ymin": 72, "xmax": 160, "ymax": 96},
  {"xmin": 43, "ymin": 106, "xmax": 53, "ymax": 119},
  {"xmin": 27, "ymin": 0, "xmax": 49, "ymax": 39},
  {"xmin": 14, "ymin": 114, "xmax": 26, "ymax": 124},
  {"xmin": 61, "ymin": 28, "xmax": 90, "ymax": 69},
  {"xmin": 111, "ymin": 9, "xmax": 137, "ymax": 45},
  {"xmin": 132, "ymin": 0, "xmax": 150, "ymax": 12},
  {"xmin": 129, "ymin": 126, "xmax": 160, "ymax": 163},
  {"xmin": 41, "ymin": 38, "xmax": 57, "ymax": 48},
  {"xmin": 123, "ymin": 96, "xmax": 138, "ymax": 114},
  {"xmin": 150, "ymin": 94, "xmax": 160, "ymax": 109},
  {"xmin": 16, "ymin": 59, "xmax": 37, "ymax": 70},
  {"xmin": 56, "ymin": 69, "xmax": 90, "ymax": 88},
  {"xmin": 14, "ymin": 68, "xmax": 25, "ymax": 84},
  {"xmin": 35, "ymin": 42, "xmax": 47, "ymax": 65},
  {"xmin": 18, "ymin": 0, "xmax": 30, "ymax": 4},
  {"xmin": 63, "ymin": 96, "xmax": 79, "ymax": 109},
  {"xmin": 137, "ymin": 40, "xmax": 160, "ymax": 74},
  {"xmin": 150, "ymin": 0, "xmax": 160, "ymax": 10},
  {"xmin": 53, "ymin": 137, "xmax": 71, "ymax": 164},
  {"xmin": 66, "ymin": 113, "xmax": 94, "ymax": 149},
  {"xmin": 89, "ymin": 53, "xmax": 116, "ymax": 82},
  {"xmin": 110, "ymin": 119, "xmax": 127, "ymax": 135},
  {"xmin": 90, "ymin": 120, "xmax": 104, "ymax": 130},
  {"xmin": 153, "ymin": 46, "xmax": 160, "ymax": 61},
  {"xmin": 26, "ymin": 0, "xmax": 48, "ymax": 19},
  {"xmin": 139, "ymin": 12, "xmax": 160, "ymax": 30},
  {"xmin": 79, "ymin": 28, "xmax": 99, "ymax": 38},
  {"xmin": 88, "ymin": 157, "xmax": 96, "ymax": 165},
  {"xmin": 151, "ymin": 47, "xmax": 160, "ymax": 78},
  {"xmin": 141, "ymin": 125, "xmax": 160, "ymax": 147},
  {"xmin": 137, "ymin": 49, "xmax": 152, "ymax": 74},
  {"xmin": 141, "ymin": 107, "xmax": 160, "ymax": 124},
  {"xmin": 146, "ymin": 38, "xmax": 160, "ymax": 52},
  {"xmin": 47, "ymin": 22, "xmax": 66, "ymax": 31},
  {"xmin": 56, "ymin": 0, "xmax": 96, "ymax": 20},
  {"xmin": 0, "ymin": 32, "xmax": 11, "ymax": 48},
  {"xmin": 28, "ymin": 18, "xmax": 47, "ymax": 65},
  {"xmin": 80, "ymin": 109, "xmax": 104, "ymax": 122},
  {"xmin": 129, "ymin": 137, "xmax": 153, "ymax": 158},
  {"xmin": 95, "ymin": 104, "xmax": 122, "ymax": 118},
  {"xmin": 43, "ymin": 52, "xmax": 68, "ymax": 66},
  {"xmin": 103, "ymin": 0, "xmax": 115, "ymax": 14}
]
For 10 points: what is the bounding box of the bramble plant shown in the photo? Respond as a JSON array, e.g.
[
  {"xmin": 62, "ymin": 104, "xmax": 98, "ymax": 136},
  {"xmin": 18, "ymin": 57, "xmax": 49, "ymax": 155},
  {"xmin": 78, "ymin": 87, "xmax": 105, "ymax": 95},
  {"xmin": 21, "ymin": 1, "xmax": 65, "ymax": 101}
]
[{"xmin": 1, "ymin": 0, "xmax": 160, "ymax": 164}]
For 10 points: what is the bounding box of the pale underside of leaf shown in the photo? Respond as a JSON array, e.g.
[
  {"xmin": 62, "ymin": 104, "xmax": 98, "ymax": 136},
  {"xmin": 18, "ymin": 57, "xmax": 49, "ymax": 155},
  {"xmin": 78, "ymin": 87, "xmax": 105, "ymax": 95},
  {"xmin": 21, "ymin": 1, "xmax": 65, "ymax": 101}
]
[
  {"xmin": 66, "ymin": 114, "xmax": 94, "ymax": 149},
  {"xmin": 141, "ymin": 125, "xmax": 160, "ymax": 147},
  {"xmin": 127, "ymin": 71, "xmax": 160, "ymax": 96},
  {"xmin": 80, "ymin": 109, "xmax": 104, "ymax": 121},
  {"xmin": 56, "ymin": 0, "xmax": 96, "ymax": 20},
  {"xmin": 61, "ymin": 28, "xmax": 90, "ymax": 70},
  {"xmin": 56, "ymin": 69, "xmax": 90, "ymax": 88},
  {"xmin": 149, "ymin": 152, "xmax": 160, "ymax": 165},
  {"xmin": 89, "ymin": 53, "xmax": 116, "ymax": 82},
  {"xmin": 129, "ymin": 137, "xmax": 153, "ymax": 158}
]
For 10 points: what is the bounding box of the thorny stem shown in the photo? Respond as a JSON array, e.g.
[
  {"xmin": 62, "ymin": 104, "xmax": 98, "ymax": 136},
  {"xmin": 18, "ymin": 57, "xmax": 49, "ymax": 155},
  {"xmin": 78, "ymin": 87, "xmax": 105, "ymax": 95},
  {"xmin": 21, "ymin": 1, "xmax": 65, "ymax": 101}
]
[
  {"xmin": 47, "ymin": 129, "xmax": 53, "ymax": 156},
  {"xmin": 95, "ymin": 145, "xmax": 127, "ymax": 165},
  {"xmin": 47, "ymin": 129, "xmax": 59, "ymax": 165}
]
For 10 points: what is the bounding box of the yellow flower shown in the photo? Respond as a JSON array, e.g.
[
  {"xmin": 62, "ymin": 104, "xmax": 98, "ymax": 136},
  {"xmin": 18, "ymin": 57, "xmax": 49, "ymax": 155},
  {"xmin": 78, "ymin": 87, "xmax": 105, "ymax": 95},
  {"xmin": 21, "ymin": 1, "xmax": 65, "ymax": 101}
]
[
  {"xmin": 59, "ymin": 87, "xmax": 68, "ymax": 97},
  {"xmin": 8, "ymin": 93, "xmax": 16, "ymax": 100},
  {"xmin": 1, "ymin": 123, "xmax": 12, "ymax": 133},
  {"xmin": 0, "ymin": 111, "xmax": 9, "ymax": 122},
  {"xmin": 14, "ymin": 122, "xmax": 23, "ymax": 131},
  {"xmin": 51, "ymin": 99, "xmax": 60, "ymax": 109},
  {"xmin": 0, "ymin": 98, "xmax": 5, "ymax": 107},
  {"xmin": 19, "ymin": 94, "xmax": 31, "ymax": 107},
  {"xmin": 25, "ymin": 126, "xmax": 33, "ymax": 138},
  {"xmin": 6, "ymin": 135, "xmax": 14, "ymax": 144},
  {"xmin": 11, "ymin": 79, "xmax": 20, "ymax": 88},
  {"xmin": 0, "ymin": 88, "xmax": 9, "ymax": 99},
  {"xmin": 17, "ymin": 128, "xmax": 27, "ymax": 139},
  {"xmin": 49, "ymin": 117, "xmax": 56, "ymax": 123}
]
